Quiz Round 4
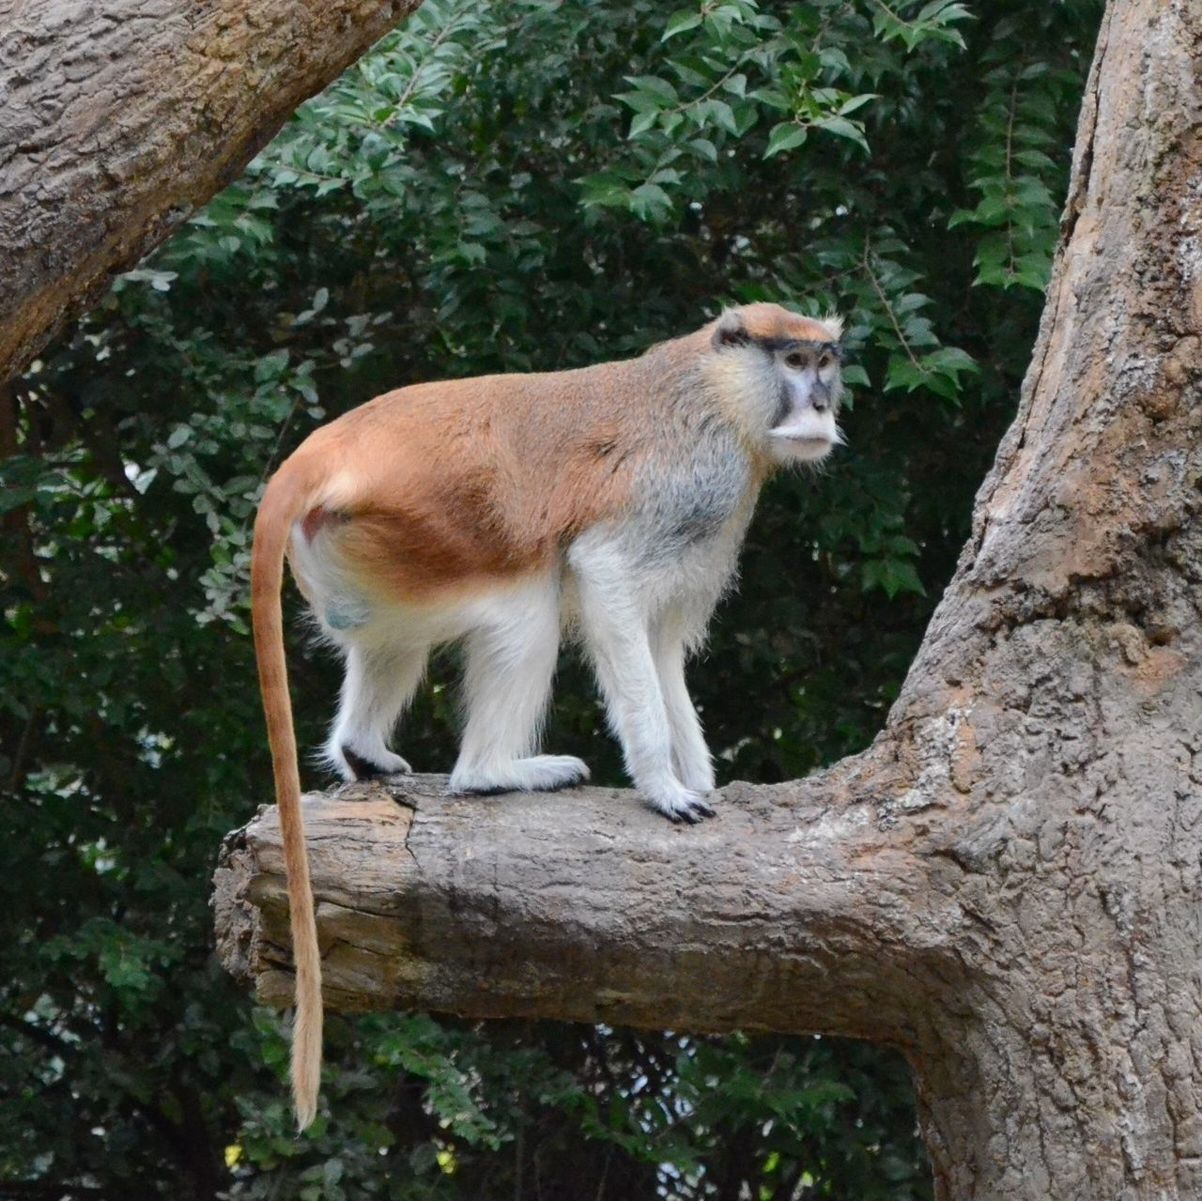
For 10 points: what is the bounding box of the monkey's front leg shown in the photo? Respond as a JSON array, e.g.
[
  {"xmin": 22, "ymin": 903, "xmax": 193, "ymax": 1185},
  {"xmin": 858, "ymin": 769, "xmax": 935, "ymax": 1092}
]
[
  {"xmin": 651, "ymin": 611, "xmax": 716, "ymax": 795},
  {"xmin": 568, "ymin": 542, "xmax": 715, "ymax": 823}
]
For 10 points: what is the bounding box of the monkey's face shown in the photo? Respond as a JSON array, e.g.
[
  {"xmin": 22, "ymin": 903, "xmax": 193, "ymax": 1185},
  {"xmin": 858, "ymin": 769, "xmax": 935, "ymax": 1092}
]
[
  {"xmin": 709, "ymin": 305, "xmax": 845, "ymax": 467},
  {"xmin": 764, "ymin": 339, "xmax": 843, "ymax": 465}
]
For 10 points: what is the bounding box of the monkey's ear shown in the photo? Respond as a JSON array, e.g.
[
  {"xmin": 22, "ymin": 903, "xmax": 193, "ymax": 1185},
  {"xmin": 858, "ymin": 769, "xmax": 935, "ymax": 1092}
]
[
  {"xmin": 816, "ymin": 314, "xmax": 844, "ymax": 342},
  {"xmin": 712, "ymin": 309, "xmax": 750, "ymax": 351}
]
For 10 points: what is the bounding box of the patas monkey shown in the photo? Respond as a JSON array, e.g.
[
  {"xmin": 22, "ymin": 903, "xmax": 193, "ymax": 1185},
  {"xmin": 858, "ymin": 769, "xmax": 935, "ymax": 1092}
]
[{"xmin": 251, "ymin": 302, "xmax": 844, "ymax": 1128}]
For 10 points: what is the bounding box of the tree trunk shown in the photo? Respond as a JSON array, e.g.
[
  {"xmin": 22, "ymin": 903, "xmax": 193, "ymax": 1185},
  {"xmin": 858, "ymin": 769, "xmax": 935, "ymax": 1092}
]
[
  {"xmin": 0, "ymin": 0, "xmax": 423, "ymax": 384},
  {"xmin": 213, "ymin": 1, "xmax": 1202, "ymax": 1196}
]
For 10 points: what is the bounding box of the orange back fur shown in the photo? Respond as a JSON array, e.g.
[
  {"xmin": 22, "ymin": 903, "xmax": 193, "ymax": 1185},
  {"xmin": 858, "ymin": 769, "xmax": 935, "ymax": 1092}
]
[{"xmin": 279, "ymin": 305, "xmax": 839, "ymax": 604}]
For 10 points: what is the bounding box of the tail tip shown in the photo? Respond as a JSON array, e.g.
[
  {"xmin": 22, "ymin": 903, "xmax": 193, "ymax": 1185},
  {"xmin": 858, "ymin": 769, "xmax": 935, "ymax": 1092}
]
[
  {"xmin": 294, "ymin": 1096, "xmax": 317, "ymax": 1133},
  {"xmin": 291, "ymin": 1014, "xmax": 322, "ymax": 1133}
]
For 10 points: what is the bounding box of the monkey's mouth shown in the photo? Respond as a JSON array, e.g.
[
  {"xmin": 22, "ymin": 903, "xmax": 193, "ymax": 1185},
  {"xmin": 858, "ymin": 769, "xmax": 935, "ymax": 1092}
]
[
  {"xmin": 774, "ymin": 434, "xmax": 834, "ymax": 461},
  {"xmin": 776, "ymin": 433, "xmax": 832, "ymax": 448},
  {"xmin": 767, "ymin": 410, "xmax": 843, "ymax": 462}
]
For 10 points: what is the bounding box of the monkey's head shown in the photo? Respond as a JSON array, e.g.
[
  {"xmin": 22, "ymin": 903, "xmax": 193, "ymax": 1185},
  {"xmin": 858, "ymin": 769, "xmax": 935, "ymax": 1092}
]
[{"xmin": 708, "ymin": 303, "xmax": 844, "ymax": 467}]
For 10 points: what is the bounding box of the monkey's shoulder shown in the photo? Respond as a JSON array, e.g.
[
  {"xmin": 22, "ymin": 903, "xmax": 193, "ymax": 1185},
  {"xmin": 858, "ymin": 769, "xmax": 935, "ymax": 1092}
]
[{"xmin": 621, "ymin": 431, "xmax": 757, "ymax": 558}]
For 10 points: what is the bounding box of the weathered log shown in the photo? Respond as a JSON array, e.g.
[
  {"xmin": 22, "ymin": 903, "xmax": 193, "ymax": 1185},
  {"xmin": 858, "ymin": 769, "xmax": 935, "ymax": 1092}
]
[
  {"xmin": 214, "ymin": 1, "xmax": 1202, "ymax": 1196},
  {"xmin": 0, "ymin": 0, "xmax": 423, "ymax": 383},
  {"xmin": 213, "ymin": 767, "xmax": 955, "ymax": 1036}
]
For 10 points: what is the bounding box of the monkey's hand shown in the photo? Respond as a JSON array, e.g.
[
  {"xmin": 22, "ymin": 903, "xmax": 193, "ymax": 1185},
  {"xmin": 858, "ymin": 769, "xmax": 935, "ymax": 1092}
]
[{"xmin": 645, "ymin": 779, "xmax": 716, "ymax": 825}]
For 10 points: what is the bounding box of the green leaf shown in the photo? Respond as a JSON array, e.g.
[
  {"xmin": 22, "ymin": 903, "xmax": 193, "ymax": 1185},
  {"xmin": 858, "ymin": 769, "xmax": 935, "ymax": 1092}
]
[
  {"xmin": 662, "ymin": 9, "xmax": 703, "ymax": 40},
  {"xmin": 765, "ymin": 123, "xmax": 807, "ymax": 157},
  {"xmin": 629, "ymin": 109, "xmax": 660, "ymax": 138},
  {"xmin": 629, "ymin": 182, "xmax": 673, "ymax": 222},
  {"xmin": 622, "ymin": 74, "xmax": 679, "ymax": 105},
  {"xmin": 838, "ymin": 93, "xmax": 879, "ymax": 115},
  {"xmin": 814, "ymin": 114, "xmax": 870, "ymax": 154},
  {"xmin": 254, "ymin": 349, "xmax": 290, "ymax": 382}
]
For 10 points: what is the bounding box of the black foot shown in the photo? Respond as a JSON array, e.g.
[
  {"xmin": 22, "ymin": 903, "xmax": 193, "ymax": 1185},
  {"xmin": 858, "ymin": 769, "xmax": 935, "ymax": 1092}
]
[
  {"xmin": 342, "ymin": 746, "xmax": 396, "ymax": 781},
  {"xmin": 654, "ymin": 797, "xmax": 717, "ymax": 824}
]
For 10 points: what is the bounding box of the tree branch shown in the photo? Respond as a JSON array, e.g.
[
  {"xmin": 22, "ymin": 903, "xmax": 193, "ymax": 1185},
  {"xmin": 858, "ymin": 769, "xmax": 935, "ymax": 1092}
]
[
  {"xmin": 0, "ymin": 0, "xmax": 424, "ymax": 384},
  {"xmin": 215, "ymin": 758, "xmax": 966, "ymax": 1049}
]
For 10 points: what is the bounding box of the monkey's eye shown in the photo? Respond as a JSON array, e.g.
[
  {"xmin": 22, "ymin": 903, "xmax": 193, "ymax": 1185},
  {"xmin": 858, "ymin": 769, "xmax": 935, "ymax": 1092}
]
[
  {"xmin": 784, "ymin": 351, "xmax": 806, "ymax": 370},
  {"xmin": 818, "ymin": 352, "xmax": 834, "ymax": 371}
]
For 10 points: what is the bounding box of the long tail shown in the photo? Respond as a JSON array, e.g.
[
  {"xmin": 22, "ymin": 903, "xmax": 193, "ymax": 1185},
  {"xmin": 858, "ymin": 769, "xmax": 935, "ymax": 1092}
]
[{"xmin": 250, "ymin": 466, "xmax": 322, "ymax": 1131}]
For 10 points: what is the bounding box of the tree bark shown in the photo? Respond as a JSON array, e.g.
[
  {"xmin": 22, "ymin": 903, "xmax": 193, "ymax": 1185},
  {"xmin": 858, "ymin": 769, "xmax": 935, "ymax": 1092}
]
[
  {"xmin": 0, "ymin": 0, "xmax": 423, "ymax": 384},
  {"xmin": 213, "ymin": 1, "xmax": 1202, "ymax": 1196}
]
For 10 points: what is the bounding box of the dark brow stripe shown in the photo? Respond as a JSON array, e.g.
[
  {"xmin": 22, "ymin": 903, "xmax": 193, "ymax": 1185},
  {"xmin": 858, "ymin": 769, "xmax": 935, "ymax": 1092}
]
[{"xmin": 755, "ymin": 336, "xmax": 843, "ymax": 357}]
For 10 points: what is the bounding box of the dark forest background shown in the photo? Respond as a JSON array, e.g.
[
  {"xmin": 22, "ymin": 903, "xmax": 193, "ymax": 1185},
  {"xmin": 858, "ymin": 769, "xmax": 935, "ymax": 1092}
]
[{"xmin": 0, "ymin": 2, "xmax": 1102, "ymax": 1197}]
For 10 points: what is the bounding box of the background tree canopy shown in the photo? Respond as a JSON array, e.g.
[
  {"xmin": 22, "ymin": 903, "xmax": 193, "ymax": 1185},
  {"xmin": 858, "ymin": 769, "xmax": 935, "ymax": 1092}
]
[{"xmin": 0, "ymin": 1, "xmax": 1102, "ymax": 1197}]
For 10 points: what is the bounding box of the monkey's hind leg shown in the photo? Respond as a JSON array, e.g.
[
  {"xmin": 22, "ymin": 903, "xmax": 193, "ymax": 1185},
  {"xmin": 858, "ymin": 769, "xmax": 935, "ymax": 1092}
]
[
  {"xmin": 326, "ymin": 639, "xmax": 428, "ymax": 781},
  {"xmin": 448, "ymin": 578, "xmax": 589, "ymax": 796}
]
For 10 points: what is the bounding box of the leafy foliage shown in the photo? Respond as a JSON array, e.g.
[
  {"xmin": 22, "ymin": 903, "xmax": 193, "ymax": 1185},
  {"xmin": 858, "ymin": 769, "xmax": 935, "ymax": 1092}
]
[
  {"xmin": 948, "ymin": 15, "xmax": 1084, "ymax": 291},
  {"xmin": 0, "ymin": 0, "xmax": 1101, "ymax": 1197}
]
